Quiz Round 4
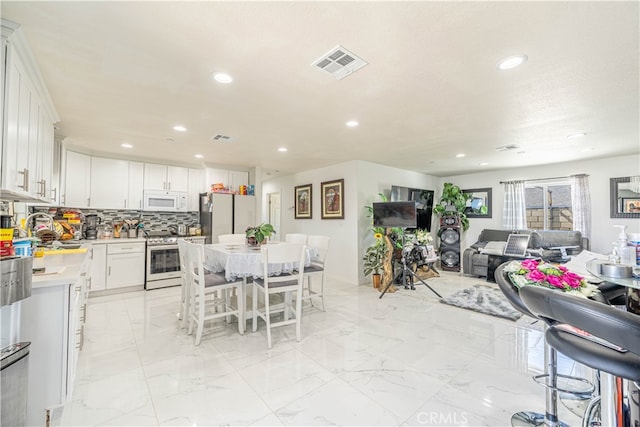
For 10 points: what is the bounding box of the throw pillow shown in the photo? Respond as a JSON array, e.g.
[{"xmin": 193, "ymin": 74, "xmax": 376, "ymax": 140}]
[{"xmin": 479, "ymin": 241, "xmax": 507, "ymax": 255}]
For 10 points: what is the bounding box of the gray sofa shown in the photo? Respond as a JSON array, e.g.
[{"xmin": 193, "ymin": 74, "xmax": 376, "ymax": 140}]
[{"xmin": 462, "ymin": 229, "xmax": 589, "ymax": 277}]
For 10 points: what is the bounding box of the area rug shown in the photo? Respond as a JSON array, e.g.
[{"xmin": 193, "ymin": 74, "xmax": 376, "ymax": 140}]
[{"xmin": 440, "ymin": 284, "xmax": 522, "ymax": 321}]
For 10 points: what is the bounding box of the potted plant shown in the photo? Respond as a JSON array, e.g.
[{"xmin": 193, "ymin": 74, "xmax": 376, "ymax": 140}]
[
  {"xmin": 363, "ymin": 234, "xmax": 386, "ymax": 288},
  {"xmin": 245, "ymin": 223, "xmax": 275, "ymax": 246},
  {"xmin": 433, "ymin": 182, "xmax": 472, "ymax": 231}
]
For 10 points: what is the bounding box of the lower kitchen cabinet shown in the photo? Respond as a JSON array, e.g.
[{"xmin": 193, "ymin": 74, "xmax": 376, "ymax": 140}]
[
  {"xmin": 22, "ymin": 252, "xmax": 90, "ymax": 426},
  {"xmin": 90, "ymin": 241, "xmax": 146, "ymax": 292},
  {"xmin": 89, "ymin": 243, "xmax": 107, "ymax": 291}
]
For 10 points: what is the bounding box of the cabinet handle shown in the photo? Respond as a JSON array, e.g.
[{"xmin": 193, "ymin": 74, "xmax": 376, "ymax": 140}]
[
  {"xmin": 17, "ymin": 168, "xmax": 28, "ymax": 191},
  {"xmin": 108, "ymin": 266, "xmax": 111, "ymax": 276},
  {"xmin": 168, "ymin": 182, "xmax": 171, "ymax": 190},
  {"xmin": 87, "ymin": 197, "xmax": 90, "ymax": 206},
  {"xmin": 51, "ymin": 187, "xmax": 57, "ymax": 201},
  {"xmin": 62, "ymin": 193, "xmax": 66, "ymax": 205},
  {"xmin": 139, "ymin": 200, "xmax": 142, "ymax": 209},
  {"xmin": 124, "ymin": 199, "xmax": 127, "ymax": 209}
]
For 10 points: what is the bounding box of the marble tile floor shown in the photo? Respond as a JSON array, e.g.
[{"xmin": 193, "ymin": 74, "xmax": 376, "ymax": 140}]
[{"xmin": 57, "ymin": 272, "xmax": 594, "ymax": 426}]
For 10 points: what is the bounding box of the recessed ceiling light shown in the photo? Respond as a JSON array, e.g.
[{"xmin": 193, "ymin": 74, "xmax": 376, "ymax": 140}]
[
  {"xmin": 479, "ymin": 162, "xmax": 489, "ymax": 166},
  {"xmin": 194, "ymin": 154, "xmax": 204, "ymax": 159},
  {"xmin": 212, "ymin": 72, "xmax": 233, "ymax": 84},
  {"xmin": 567, "ymin": 133, "xmax": 587, "ymax": 139},
  {"xmin": 497, "ymin": 54, "xmax": 528, "ymax": 70},
  {"xmin": 581, "ymin": 148, "xmax": 594, "ymax": 152},
  {"xmin": 173, "ymin": 125, "xmax": 187, "ymax": 132},
  {"xmin": 121, "ymin": 143, "xmax": 133, "ymax": 148},
  {"xmin": 346, "ymin": 120, "xmax": 359, "ymax": 127},
  {"xmin": 455, "ymin": 153, "xmax": 465, "ymax": 158},
  {"xmin": 277, "ymin": 147, "xmax": 288, "ymax": 152}
]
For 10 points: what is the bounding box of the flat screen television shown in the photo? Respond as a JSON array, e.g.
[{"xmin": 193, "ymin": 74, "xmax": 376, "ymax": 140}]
[
  {"xmin": 390, "ymin": 185, "xmax": 434, "ymax": 231},
  {"xmin": 373, "ymin": 202, "xmax": 417, "ymax": 228}
]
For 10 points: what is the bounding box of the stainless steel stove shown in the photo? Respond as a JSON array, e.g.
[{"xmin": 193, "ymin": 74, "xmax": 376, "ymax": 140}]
[{"xmin": 144, "ymin": 231, "xmax": 205, "ymax": 290}]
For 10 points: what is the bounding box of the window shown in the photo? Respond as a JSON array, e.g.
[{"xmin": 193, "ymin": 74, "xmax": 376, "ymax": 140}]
[{"xmin": 525, "ymin": 181, "xmax": 573, "ymax": 230}]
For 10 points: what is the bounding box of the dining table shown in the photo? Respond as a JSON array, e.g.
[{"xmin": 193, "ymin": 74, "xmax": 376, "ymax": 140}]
[
  {"xmin": 203, "ymin": 242, "xmax": 317, "ymax": 281},
  {"xmin": 203, "ymin": 242, "xmax": 318, "ymax": 327}
]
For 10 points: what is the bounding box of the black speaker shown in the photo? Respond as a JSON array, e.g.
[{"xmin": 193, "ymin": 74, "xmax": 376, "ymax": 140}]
[{"xmin": 439, "ymin": 224, "xmax": 461, "ymax": 272}]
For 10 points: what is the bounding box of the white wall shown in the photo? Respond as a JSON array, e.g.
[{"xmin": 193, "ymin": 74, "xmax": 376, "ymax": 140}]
[
  {"xmin": 441, "ymin": 154, "xmax": 640, "ymax": 254},
  {"xmin": 262, "ymin": 160, "xmax": 438, "ymax": 285},
  {"xmin": 261, "ymin": 154, "xmax": 638, "ymax": 286}
]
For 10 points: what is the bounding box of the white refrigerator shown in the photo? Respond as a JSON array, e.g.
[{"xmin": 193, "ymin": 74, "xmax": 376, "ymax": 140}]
[{"xmin": 199, "ymin": 193, "xmax": 256, "ymax": 244}]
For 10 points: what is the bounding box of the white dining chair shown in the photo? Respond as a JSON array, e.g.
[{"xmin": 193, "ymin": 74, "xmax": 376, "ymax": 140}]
[
  {"xmin": 177, "ymin": 239, "xmax": 191, "ymax": 329},
  {"xmin": 186, "ymin": 241, "xmax": 244, "ymax": 345},
  {"xmin": 303, "ymin": 235, "xmax": 330, "ymax": 311},
  {"xmin": 284, "ymin": 233, "xmax": 307, "ymax": 244},
  {"xmin": 218, "ymin": 233, "xmax": 246, "ymax": 244},
  {"xmin": 252, "ymin": 243, "xmax": 306, "ymax": 349}
]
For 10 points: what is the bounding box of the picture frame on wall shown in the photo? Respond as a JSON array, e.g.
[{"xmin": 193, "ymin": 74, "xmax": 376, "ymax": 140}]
[
  {"xmin": 294, "ymin": 184, "xmax": 312, "ymax": 219},
  {"xmin": 462, "ymin": 187, "xmax": 492, "ymax": 218},
  {"xmin": 321, "ymin": 179, "xmax": 344, "ymax": 219}
]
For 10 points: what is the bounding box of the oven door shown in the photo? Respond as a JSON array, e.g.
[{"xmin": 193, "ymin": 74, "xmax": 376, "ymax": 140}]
[{"xmin": 146, "ymin": 244, "xmax": 181, "ymax": 283}]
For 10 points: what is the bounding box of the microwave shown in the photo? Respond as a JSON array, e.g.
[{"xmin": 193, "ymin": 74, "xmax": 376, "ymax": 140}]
[{"xmin": 143, "ymin": 190, "xmax": 188, "ymax": 212}]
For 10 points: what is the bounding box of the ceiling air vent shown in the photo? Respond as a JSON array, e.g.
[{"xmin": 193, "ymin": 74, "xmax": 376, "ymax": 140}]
[
  {"xmin": 496, "ymin": 144, "xmax": 519, "ymax": 152},
  {"xmin": 311, "ymin": 45, "xmax": 368, "ymax": 80},
  {"xmin": 212, "ymin": 134, "xmax": 233, "ymax": 143}
]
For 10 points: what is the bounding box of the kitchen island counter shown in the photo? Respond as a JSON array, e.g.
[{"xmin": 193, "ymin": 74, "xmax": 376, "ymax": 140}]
[{"xmin": 32, "ymin": 244, "xmax": 92, "ymax": 289}]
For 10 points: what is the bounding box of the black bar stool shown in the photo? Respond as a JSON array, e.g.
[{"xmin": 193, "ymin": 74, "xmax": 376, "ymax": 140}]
[
  {"xmin": 520, "ymin": 285, "xmax": 640, "ymax": 427},
  {"xmin": 495, "ymin": 263, "xmax": 595, "ymax": 427}
]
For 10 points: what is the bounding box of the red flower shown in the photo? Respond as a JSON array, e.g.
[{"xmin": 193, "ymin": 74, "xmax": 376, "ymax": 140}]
[{"xmin": 527, "ymin": 269, "xmax": 547, "ymax": 282}]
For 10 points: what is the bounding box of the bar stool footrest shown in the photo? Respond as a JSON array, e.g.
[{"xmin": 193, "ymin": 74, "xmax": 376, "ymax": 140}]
[{"xmin": 533, "ymin": 373, "xmax": 596, "ymax": 397}]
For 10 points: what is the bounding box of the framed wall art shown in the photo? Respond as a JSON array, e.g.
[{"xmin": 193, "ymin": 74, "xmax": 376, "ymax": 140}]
[
  {"xmin": 321, "ymin": 179, "xmax": 344, "ymax": 219},
  {"xmin": 294, "ymin": 184, "xmax": 312, "ymax": 219},
  {"xmin": 462, "ymin": 187, "xmax": 492, "ymax": 218}
]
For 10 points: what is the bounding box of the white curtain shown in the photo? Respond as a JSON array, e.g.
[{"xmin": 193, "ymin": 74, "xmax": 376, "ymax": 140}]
[
  {"xmin": 502, "ymin": 180, "xmax": 526, "ymax": 229},
  {"xmin": 571, "ymin": 174, "xmax": 591, "ymax": 242}
]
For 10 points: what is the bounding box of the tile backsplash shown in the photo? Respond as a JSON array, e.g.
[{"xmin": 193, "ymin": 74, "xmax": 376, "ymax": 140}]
[{"xmin": 31, "ymin": 207, "xmax": 199, "ymax": 232}]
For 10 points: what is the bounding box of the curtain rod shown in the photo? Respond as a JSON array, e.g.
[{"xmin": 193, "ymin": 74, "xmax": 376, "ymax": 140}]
[{"xmin": 499, "ymin": 174, "xmax": 589, "ymax": 184}]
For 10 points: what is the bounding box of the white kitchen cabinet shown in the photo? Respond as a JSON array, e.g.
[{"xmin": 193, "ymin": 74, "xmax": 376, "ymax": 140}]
[
  {"xmin": 188, "ymin": 167, "xmax": 203, "ymax": 211},
  {"xmin": 22, "ymin": 251, "xmax": 91, "ymax": 426},
  {"xmin": 62, "ymin": 150, "xmax": 91, "ymax": 208},
  {"xmin": 90, "ymin": 157, "xmax": 129, "ymax": 209},
  {"xmin": 0, "ymin": 20, "xmax": 58, "ymax": 202},
  {"xmin": 144, "ymin": 163, "xmax": 189, "ymax": 192},
  {"xmin": 90, "ymin": 243, "xmax": 107, "ymax": 292},
  {"xmin": 106, "ymin": 242, "xmax": 145, "ymax": 289},
  {"xmin": 128, "ymin": 161, "xmax": 145, "ymax": 210}
]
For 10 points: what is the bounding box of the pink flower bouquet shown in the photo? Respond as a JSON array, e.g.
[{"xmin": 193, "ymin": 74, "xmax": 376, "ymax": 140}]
[{"xmin": 506, "ymin": 259, "xmax": 598, "ymax": 297}]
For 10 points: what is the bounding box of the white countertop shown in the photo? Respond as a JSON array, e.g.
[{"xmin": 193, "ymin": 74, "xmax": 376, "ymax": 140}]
[
  {"xmin": 88, "ymin": 237, "xmax": 147, "ymax": 244},
  {"xmin": 31, "ymin": 244, "xmax": 92, "ymax": 289}
]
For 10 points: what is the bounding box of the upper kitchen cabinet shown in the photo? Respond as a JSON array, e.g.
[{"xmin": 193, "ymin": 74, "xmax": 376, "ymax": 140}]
[
  {"xmin": 61, "ymin": 150, "xmax": 91, "ymax": 208},
  {"xmin": 128, "ymin": 161, "xmax": 144, "ymax": 210},
  {"xmin": 0, "ymin": 19, "xmax": 59, "ymax": 202},
  {"xmin": 89, "ymin": 157, "xmax": 129, "ymax": 209},
  {"xmin": 144, "ymin": 163, "xmax": 189, "ymax": 193},
  {"xmin": 188, "ymin": 168, "xmax": 203, "ymax": 211}
]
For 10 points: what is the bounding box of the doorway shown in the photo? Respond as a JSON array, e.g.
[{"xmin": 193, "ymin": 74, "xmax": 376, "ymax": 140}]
[{"xmin": 268, "ymin": 192, "xmax": 281, "ymax": 241}]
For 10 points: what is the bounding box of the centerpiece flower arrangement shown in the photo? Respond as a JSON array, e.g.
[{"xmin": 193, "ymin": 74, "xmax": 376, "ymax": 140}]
[{"xmin": 504, "ymin": 258, "xmax": 599, "ymax": 298}]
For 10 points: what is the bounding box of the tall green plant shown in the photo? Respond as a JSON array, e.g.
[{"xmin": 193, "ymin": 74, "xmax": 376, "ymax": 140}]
[{"xmin": 433, "ymin": 182, "xmax": 472, "ymax": 231}]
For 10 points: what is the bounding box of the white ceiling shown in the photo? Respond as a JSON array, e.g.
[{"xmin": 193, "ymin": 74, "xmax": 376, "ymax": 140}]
[{"xmin": 3, "ymin": 1, "xmax": 639, "ymax": 179}]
